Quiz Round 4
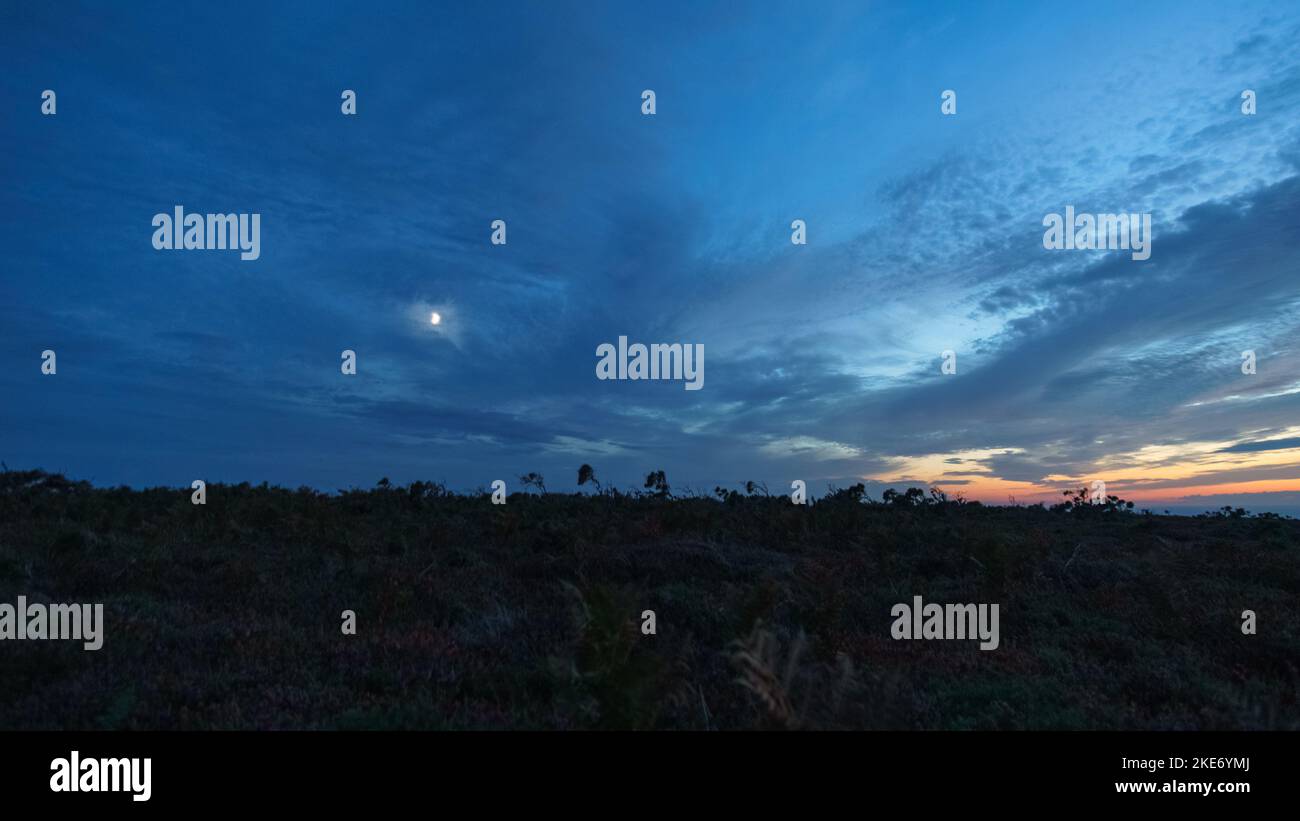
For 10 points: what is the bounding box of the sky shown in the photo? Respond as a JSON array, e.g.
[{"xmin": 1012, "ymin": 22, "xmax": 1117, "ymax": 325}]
[{"xmin": 2, "ymin": 1, "xmax": 1300, "ymax": 513}]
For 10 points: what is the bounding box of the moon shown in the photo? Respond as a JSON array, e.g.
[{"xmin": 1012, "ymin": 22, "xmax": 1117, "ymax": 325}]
[{"xmin": 408, "ymin": 301, "xmax": 459, "ymax": 346}]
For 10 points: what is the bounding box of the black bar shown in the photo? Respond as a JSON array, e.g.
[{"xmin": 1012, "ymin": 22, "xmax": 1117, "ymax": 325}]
[{"xmin": 3, "ymin": 731, "xmax": 1285, "ymax": 808}]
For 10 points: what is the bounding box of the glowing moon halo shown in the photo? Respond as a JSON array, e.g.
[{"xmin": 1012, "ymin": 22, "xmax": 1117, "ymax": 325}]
[{"xmin": 430, "ymin": 312, "xmax": 442, "ymax": 326}]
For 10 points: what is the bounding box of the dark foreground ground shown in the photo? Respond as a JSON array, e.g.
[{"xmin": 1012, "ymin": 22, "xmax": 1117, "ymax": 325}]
[{"xmin": 1, "ymin": 469, "xmax": 1296, "ymax": 730}]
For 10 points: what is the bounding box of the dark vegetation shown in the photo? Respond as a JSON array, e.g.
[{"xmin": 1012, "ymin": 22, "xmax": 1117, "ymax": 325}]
[{"xmin": 0, "ymin": 464, "xmax": 1297, "ymax": 730}]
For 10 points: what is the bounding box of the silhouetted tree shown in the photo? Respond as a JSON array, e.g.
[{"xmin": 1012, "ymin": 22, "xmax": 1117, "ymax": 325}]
[
  {"xmin": 578, "ymin": 464, "xmax": 602, "ymax": 493},
  {"xmin": 519, "ymin": 472, "xmax": 547, "ymax": 494},
  {"xmin": 644, "ymin": 470, "xmax": 670, "ymax": 498}
]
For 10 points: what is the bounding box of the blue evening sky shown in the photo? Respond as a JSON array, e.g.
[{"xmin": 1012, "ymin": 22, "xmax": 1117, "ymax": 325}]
[{"xmin": 2, "ymin": 1, "xmax": 1299, "ymax": 512}]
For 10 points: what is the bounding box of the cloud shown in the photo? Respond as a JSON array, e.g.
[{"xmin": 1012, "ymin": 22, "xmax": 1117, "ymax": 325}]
[
  {"xmin": 1217, "ymin": 436, "xmax": 1300, "ymax": 454},
  {"xmin": 3, "ymin": 2, "xmax": 1300, "ymax": 512}
]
